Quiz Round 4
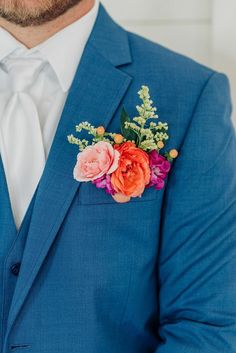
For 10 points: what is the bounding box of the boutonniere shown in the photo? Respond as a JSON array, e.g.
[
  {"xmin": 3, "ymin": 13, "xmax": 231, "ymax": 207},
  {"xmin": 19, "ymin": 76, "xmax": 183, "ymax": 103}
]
[{"xmin": 67, "ymin": 86, "xmax": 178, "ymax": 203}]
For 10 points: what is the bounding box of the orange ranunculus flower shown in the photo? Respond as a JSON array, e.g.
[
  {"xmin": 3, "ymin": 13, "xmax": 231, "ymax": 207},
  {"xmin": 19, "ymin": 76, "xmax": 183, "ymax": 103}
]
[{"xmin": 111, "ymin": 141, "xmax": 151, "ymax": 198}]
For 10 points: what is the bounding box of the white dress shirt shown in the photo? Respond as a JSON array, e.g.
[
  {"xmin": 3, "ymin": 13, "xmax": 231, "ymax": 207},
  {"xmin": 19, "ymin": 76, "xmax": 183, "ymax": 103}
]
[{"xmin": 0, "ymin": 0, "xmax": 99, "ymax": 228}]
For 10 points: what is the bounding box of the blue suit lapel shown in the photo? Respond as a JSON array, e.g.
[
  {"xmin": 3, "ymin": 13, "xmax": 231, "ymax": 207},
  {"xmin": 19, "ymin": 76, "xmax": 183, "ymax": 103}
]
[{"xmin": 6, "ymin": 4, "xmax": 132, "ymax": 336}]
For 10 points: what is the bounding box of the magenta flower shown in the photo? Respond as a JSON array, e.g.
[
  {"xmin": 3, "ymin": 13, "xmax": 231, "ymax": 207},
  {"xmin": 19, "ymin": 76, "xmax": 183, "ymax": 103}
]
[
  {"xmin": 92, "ymin": 174, "xmax": 116, "ymax": 195},
  {"xmin": 147, "ymin": 150, "xmax": 171, "ymax": 190}
]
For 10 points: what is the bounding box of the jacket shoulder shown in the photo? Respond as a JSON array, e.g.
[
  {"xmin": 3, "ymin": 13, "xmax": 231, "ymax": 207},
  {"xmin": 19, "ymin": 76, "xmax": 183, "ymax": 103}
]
[
  {"xmin": 126, "ymin": 31, "xmax": 216, "ymax": 86},
  {"xmin": 121, "ymin": 31, "xmax": 230, "ymax": 151}
]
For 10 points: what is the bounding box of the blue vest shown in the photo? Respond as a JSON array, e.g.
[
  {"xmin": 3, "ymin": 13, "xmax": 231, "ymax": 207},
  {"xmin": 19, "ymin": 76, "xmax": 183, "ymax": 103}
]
[{"xmin": 0, "ymin": 158, "xmax": 36, "ymax": 341}]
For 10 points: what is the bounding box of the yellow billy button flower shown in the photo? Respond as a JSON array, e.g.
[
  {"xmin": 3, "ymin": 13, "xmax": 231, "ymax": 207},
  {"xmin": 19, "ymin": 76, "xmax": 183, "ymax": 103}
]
[
  {"xmin": 97, "ymin": 126, "xmax": 105, "ymax": 136},
  {"xmin": 157, "ymin": 141, "xmax": 164, "ymax": 149},
  {"xmin": 169, "ymin": 149, "xmax": 178, "ymax": 159},
  {"xmin": 114, "ymin": 134, "xmax": 124, "ymax": 144}
]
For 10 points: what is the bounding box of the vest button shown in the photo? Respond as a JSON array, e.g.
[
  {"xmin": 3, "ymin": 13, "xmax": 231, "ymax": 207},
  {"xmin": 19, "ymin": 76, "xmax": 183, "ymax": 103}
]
[{"xmin": 10, "ymin": 263, "xmax": 21, "ymax": 276}]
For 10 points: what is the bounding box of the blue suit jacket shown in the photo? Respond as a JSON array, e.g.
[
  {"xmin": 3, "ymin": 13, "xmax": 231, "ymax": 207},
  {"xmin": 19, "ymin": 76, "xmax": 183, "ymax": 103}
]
[{"xmin": 1, "ymin": 4, "xmax": 236, "ymax": 353}]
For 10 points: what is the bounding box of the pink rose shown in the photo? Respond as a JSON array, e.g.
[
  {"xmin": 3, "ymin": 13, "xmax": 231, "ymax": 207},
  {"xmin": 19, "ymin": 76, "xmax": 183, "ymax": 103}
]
[{"xmin": 73, "ymin": 141, "xmax": 120, "ymax": 182}]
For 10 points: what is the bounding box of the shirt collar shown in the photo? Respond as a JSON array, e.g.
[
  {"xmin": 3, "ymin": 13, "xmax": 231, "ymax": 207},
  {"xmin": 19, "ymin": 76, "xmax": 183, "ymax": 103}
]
[
  {"xmin": 0, "ymin": 0, "xmax": 99, "ymax": 92},
  {"xmin": 0, "ymin": 27, "xmax": 25, "ymax": 61}
]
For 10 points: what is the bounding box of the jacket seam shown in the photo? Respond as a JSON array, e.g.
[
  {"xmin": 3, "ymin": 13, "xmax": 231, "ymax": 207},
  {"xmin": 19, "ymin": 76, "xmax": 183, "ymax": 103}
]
[{"xmin": 177, "ymin": 70, "xmax": 217, "ymax": 154}]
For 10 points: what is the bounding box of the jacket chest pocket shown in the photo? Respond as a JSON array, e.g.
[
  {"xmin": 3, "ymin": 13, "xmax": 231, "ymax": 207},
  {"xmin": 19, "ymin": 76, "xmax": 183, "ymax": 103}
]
[{"xmin": 77, "ymin": 181, "xmax": 160, "ymax": 205}]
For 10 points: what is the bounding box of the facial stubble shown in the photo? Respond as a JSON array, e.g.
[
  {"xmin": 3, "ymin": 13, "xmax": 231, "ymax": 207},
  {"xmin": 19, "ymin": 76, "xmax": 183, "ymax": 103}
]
[{"xmin": 0, "ymin": 0, "xmax": 83, "ymax": 26}]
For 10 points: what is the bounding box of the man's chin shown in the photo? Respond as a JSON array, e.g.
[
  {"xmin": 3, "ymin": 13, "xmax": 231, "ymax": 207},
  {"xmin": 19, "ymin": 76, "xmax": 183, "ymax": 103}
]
[{"xmin": 0, "ymin": 0, "xmax": 83, "ymax": 27}]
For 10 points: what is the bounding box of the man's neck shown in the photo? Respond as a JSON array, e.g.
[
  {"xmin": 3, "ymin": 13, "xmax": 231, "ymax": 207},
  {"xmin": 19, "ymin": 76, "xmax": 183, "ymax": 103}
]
[{"xmin": 0, "ymin": 0, "xmax": 95, "ymax": 49}]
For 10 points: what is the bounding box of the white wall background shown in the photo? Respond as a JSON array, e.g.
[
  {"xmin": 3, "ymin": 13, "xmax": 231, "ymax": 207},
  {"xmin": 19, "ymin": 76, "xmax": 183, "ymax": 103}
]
[{"xmin": 101, "ymin": 0, "xmax": 236, "ymax": 125}]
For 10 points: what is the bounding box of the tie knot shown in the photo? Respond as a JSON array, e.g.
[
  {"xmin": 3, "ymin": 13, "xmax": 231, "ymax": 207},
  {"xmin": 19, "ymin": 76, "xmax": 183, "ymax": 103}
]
[{"xmin": 2, "ymin": 53, "xmax": 46, "ymax": 92}]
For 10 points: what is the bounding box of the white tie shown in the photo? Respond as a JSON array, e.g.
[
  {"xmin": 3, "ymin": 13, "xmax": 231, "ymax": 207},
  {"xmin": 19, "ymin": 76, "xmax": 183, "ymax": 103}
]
[{"xmin": 0, "ymin": 56, "xmax": 46, "ymax": 229}]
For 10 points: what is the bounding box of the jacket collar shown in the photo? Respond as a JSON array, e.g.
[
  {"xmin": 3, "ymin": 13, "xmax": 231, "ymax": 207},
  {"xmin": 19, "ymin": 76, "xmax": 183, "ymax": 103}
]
[{"xmin": 89, "ymin": 4, "xmax": 132, "ymax": 67}]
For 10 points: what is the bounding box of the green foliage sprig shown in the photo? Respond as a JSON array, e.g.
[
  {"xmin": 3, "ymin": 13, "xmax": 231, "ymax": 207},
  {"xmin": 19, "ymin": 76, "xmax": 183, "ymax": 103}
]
[
  {"xmin": 67, "ymin": 122, "xmax": 116, "ymax": 151},
  {"xmin": 67, "ymin": 85, "xmax": 170, "ymax": 153},
  {"xmin": 120, "ymin": 86, "xmax": 169, "ymax": 151}
]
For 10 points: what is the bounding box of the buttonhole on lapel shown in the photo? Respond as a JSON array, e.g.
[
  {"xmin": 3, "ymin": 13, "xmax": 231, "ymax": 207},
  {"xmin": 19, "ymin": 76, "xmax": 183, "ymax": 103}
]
[{"xmin": 10, "ymin": 344, "xmax": 31, "ymax": 351}]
